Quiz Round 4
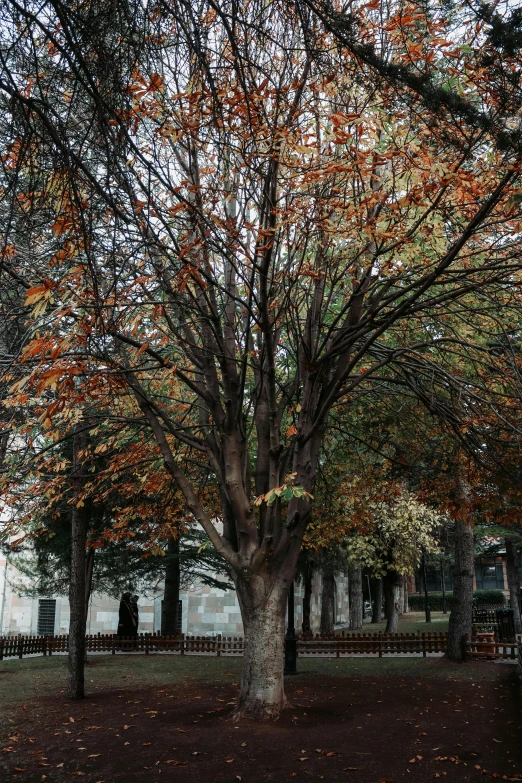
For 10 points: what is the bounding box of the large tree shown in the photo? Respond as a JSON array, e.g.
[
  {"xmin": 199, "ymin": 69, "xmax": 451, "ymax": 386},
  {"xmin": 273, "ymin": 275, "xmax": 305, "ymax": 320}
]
[{"xmin": 2, "ymin": 0, "xmax": 522, "ymax": 718}]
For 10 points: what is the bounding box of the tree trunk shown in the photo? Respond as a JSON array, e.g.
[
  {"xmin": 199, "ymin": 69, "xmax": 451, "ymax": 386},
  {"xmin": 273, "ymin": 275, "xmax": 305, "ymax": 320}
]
[
  {"xmin": 505, "ymin": 539, "xmax": 522, "ymax": 635},
  {"xmin": 68, "ymin": 430, "xmax": 88, "ymax": 700},
  {"xmin": 161, "ymin": 536, "xmax": 181, "ymax": 635},
  {"xmin": 371, "ymin": 578, "xmax": 383, "ymax": 623},
  {"xmin": 383, "ymin": 571, "xmax": 401, "ymax": 633},
  {"xmin": 320, "ymin": 570, "xmax": 335, "ymax": 634},
  {"xmin": 234, "ymin": 579, "xmax": 287, "ymax": 720},
  {"xmin": 446, "ymin": 519, "xmax": 474, "ymax": 661},
  {"xmin": 348, "ymin": 564, "xmax": 363, "ymax": 630},
  {"xmin": 301, "ymin": 561, "xmax": 313, "ymax": 635},
  {"xmin": 402, "ymin": 574, "xmax": 409, "ymax": 613}
]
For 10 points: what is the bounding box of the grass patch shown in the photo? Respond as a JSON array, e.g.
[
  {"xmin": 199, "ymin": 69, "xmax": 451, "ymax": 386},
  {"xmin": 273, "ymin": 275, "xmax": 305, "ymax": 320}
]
[
  {"xmin": 349, "ymin": 610, "xmax": 450, "ymax": 635},
  {"xmin": 0, "ymin": 645, "xmax": 502, "ymax": 717}
]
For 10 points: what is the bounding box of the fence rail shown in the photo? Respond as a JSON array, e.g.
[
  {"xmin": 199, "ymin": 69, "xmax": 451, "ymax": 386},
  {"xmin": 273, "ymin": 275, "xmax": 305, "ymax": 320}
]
[
  {"xmin": 464, "ymin": 634, "xmax": 518, "ymax": 660},
  {"xmin": 0, "ymin": 630, "xmax": 447, "ymax": 660},
  {"xmin": 1, "ymin": 630, "xmax": 518, "ymax": 662}
]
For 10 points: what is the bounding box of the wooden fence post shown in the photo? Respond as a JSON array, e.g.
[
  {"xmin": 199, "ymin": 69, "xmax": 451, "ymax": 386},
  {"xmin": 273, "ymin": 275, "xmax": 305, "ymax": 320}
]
[
  {"xmin": 0, "ymin": 637, "xmax": 3, "ymax": 661},
  {"xmin": 378, "ymin": 633, "xmax": 382, "ymax": 658},
  {"xmin": 17, "ymin": 634, "xmax": 23, "ymax": 659},
  {"xmin": 180, "ymin": 633, "xmax": 185, "ymax": 656},
  {"xmin": 422, "ymin": 633, "xmax": 426, "ymax": 658}
]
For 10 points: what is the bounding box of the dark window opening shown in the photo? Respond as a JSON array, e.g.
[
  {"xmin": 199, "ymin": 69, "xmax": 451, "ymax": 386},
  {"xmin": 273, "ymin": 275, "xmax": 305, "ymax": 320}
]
[
  {"xmin": 37, "ymin": 599, "xmax": 56, "ymax": 635},
  {"xmin": 475, "ymin": 558, "xmax": 504, "ymax": 590}
]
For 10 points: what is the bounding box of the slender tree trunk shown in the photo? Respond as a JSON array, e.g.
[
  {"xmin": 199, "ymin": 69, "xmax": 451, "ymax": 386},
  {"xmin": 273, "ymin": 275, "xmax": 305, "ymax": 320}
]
[
  {"xmin": 348, "ymin": 564, "xmax": 363, "ymax": 630},
  {"xmin": 320, "ymin": 570, "xmax": 335, "ymax": 634},
  {"xmin": 371, "ymin": 578, "xmax": 383, "ymax": 624},
  {"xmin": 162, "ymin": 536, "xmax": 181, "ymax": 635},
  {"xmin": 301, "ymin": 561, "xmax": 313, "ymax": 635},
  {"xmin": 505, "ymin": 539, "xmax": 522, "ymax": 635},
  {"xmin": 446, "ymin": 519, "xmax": 474, "ymax": 661},
  {"xmin": 68, "ymin": 430, "xmax": 88, "ymax": 700},
  {"xmin": 383, "ymin": 571, "xmax": 401, "ymax": 633},
  {"xmin": 233, "ymin": 578, "xmax": 287, "ymax": 720},
  {"xmin": 402, "ymin": 574, "xmax": 409, "ymax": 613}
]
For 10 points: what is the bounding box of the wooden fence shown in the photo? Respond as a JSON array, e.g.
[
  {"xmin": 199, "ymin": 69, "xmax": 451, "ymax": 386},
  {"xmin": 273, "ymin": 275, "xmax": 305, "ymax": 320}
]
[
  {"xmin": 2, "ymin": 630, "xmax": 519, "ymax": 662},
  {"xmin": 464, "ymin": 634, "xmax": 519, "ymax": 661},
  {"xmin": 1, "ymin": 630, "xmax": 448, "ymax": 660}
]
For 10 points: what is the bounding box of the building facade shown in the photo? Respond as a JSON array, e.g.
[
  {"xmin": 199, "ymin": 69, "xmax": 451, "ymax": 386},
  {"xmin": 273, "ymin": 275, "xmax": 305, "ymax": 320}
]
[{"xmin": 0, "ymin": 553, "xmax": 350, "ymax": 637}]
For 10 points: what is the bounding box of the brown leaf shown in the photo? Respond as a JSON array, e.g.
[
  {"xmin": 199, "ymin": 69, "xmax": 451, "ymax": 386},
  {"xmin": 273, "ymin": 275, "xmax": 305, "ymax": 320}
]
[{"xmin": 164, "ymin": 761, "xmax": 187, "ymax": 766}]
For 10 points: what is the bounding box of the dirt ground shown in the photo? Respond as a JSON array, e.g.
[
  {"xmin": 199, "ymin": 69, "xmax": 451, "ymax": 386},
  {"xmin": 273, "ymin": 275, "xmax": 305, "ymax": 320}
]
[{"xmin": 1, "ymin": 655, "xmax": 521, "ymax": 782}]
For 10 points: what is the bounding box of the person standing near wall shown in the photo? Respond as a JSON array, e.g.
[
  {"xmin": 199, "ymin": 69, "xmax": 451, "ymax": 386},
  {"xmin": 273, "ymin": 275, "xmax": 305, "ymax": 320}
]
[{"xmin": 117, "ymin": 592, "xmax": 136, "ymax": 637}]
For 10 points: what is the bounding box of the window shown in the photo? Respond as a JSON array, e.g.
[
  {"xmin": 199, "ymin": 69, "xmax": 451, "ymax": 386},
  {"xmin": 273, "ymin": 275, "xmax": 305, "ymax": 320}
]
[
  {"xmin": 37, "ymin": 599, "xmax": 56, "ymax": 635},
  {"xmin": 415, "ymin": 568, "xmax": 454, "ymax": 593},
  {"xmin": 475, "ymin": 558, "xmax": 505, "ymax": 590}
]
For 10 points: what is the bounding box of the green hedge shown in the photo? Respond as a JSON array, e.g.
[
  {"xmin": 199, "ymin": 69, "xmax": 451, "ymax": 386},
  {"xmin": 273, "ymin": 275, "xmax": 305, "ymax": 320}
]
[{"xmin": 408, "ymin": 589, "xmax": 505, "ymax": 611}]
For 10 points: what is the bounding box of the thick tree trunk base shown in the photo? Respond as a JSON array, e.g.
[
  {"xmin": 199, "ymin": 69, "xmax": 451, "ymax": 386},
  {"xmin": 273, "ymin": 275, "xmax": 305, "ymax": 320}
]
[{"xmin": 233, "ymin": 590, "xmax": 288, "ymax": 721}]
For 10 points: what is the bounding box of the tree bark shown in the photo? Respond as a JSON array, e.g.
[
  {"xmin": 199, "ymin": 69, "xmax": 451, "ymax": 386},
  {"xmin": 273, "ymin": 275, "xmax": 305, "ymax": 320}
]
[
  {"xmin": 68, "ymin": 430, "xmax": 88, "ymax": 700},
  {"xmin": 402, "ymin": 574, "xmax": 409, "ymax": 613},
  {"xmin": 348, "ymin": 564, "xmax": 363, "ymax": 630},
  {"xmin": 383, "ymin": 571, "xmax": 401, "ymax": 633},
  {"xmin": 301, "ymin": 560, "xmax": 313, "ymax": 635},
  {"xmin": 505, "ymin": 538, "xmax": 522, "ymax": 635},
  {"xmin": 161, "ymin": 536, "xmax": 181, "ymax": 635},
  {"xmin": 371, "ymin": 578, "xmax": 383, "ymax": 623},
  {"xmin": 320, "ymin": 570, "xmax": 335, "ymax": 634},
  {"xmin": 233, "ymin": 578, "xmax": 287, "ymax": 720},
  {"xmin": 446, "ymin": 519, "xmax": 474, "ymax": 661}
]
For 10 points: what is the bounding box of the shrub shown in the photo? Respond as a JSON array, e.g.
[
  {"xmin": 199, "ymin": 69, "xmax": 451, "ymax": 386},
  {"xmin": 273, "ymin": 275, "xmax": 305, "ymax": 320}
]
[
  {"xmin": 473, "ymin": 589, "xmax": 506, "ymax": 606},
  {"xmin": 408, "ymin": 589, "xmax": 505, "ymax": 611}
]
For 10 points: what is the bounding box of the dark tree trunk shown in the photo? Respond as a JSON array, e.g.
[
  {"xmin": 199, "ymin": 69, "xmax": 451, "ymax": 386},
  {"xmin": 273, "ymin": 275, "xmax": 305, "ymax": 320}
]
[
  {"xmin": 161, "ymin": 536, "xmax": 181, "ymax": 635},
  {"xmin": 371, "ymin": 578, "xmax": 383, "ymax": 623},
  {"xmin": 320, "ymin": 570, "xmax": 335, "ymax": 634},
  {"xmin": 402, "ymin": 575, "xmax": 409, "ymax": 613},
  {"xmin": 68, "ymin": 430, "xmax": 88, "ymax": 700},
  {"xmin": 446, "ymin": 519, "xmax": 474, "ymax": 661},
  {"xmin": 301, "ymin": 560, "xmax": 313, "ymax": 635},
  {"xmin": 383, "ymin": 570, "xmax": 401, "ymax": 633},
  {"xmin": 505, "ymin": 539, "xmax": 522, "ymax": 635},
  {"xmin": 348, "ymin": 564, "xmax": 363, "ymax": 630}
]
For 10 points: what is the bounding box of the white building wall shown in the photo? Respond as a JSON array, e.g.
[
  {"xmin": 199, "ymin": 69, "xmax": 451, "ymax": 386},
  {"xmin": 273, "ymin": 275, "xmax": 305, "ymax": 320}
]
[{"xmin": 0, "ymin": 550, "xmax": 351, "ymax": 637}]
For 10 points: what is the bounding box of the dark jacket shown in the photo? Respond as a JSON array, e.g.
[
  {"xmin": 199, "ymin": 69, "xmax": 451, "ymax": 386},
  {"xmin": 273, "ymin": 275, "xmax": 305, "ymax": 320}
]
[{"xmin": 117, "ymin": 599, "xmax": 136, "ymax": 636}]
